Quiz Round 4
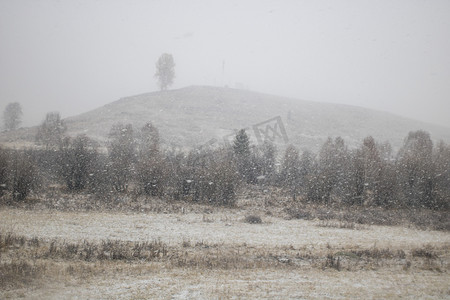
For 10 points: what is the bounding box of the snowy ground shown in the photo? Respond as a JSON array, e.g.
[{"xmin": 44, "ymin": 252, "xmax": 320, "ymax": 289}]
[
  {"xmin": 1, "ymin": 208, "xmax": 449, "ymax": 249},
  {"xmin": 6, "ymin": 268, "xmax": 449, "ymax": 299},
  {"xmin": 1, "ymin": 207, "xmax": 449, "ymax": 299}
]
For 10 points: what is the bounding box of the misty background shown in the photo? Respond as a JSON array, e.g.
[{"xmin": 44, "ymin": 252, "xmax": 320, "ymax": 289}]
[{"xmin": 1, "ymin": 0, "xmax": 449, "ymax": 128}]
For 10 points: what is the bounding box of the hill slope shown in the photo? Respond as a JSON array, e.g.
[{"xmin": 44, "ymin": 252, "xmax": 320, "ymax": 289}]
[{"xmin": 3, "ymin": 86, "xmax": 450, "ymax": 152}]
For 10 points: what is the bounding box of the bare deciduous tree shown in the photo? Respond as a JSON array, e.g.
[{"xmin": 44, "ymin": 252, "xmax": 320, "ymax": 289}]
[
  {"xmin": 36, "ymin": 112, "xmax": 66, "ymax": 149},
  {"xmin": 0, "ymin": 147, "xmax": 8, "ymax": 197},
  {"xmin": 59, "ymin": 135, "xmax": 98, "ymax": 191},
  {"xmin": 397, "ymin": 130, "xmax": 434, "ymax": 208},
  {"xmin": 137, "ymin": 122, "xmax": 165, "ymax": 196},
  {"xmin": 155, "ymin": 53, "xmax": 175, "ymax": 91},
  {"xmin": 107, "ymin": 123, "xmax": 136, "ymax": 192},
  {"xmin": 280, "ymin": 145, "xmax": 300, "ymax": 201},
  {"xmin": 10, "ymin": 150, "xmax": 37, "ymax": 202},
  {"xmin": 432, "ymin": 141, "xmax": 450, "ymax": 209}
]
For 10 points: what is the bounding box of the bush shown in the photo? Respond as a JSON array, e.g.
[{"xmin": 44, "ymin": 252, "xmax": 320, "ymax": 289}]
[{"xmin": 244, "ymin": 214, "xmax": 262, "ymax": 224}]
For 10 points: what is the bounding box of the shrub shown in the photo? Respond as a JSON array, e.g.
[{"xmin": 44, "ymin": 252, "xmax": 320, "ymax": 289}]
[{"xmin": 244, "ymin": 214, "xmax": 262, "ymax": 224}]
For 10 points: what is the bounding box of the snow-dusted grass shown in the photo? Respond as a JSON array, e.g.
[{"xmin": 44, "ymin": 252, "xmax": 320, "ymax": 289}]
[
  {"xmin": 2, "ymin": 262, "xmax": 449, "ymax": 299},
  {"xmin": 0, "ymin": 205, "xmax": 449, "ymax": 299},
  {"xmin": 92, "ymin": 269, "xmax": 450, "ymax": 299},
  {"xmin": 1, "ymin": 208, "xmax": 449, "ymax": 249}
]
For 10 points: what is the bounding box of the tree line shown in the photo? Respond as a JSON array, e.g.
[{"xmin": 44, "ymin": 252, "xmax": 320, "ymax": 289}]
[{"xmin": 0, "ymin": 117, "xmax": 449, "ymax": 210}]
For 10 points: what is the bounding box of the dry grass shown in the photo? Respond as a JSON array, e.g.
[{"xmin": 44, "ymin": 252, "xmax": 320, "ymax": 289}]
[
  {"xmin": 1, "ymin": 231, "xmax": 447, "ymax": 270},
  {"xmin": 2, "ymin": 185, "xmax": 448, "ymax": 232},
  {"xmin": 1, "ymin": 233, "xmax": 167, "ymax": 263},
  {"xmin": 317, "ymin": 220, "xmax": 366, "ymax": 230},
  {"xmin": 0, "ymin": 226, "xmax": 449, "ymax": 298},
  {"xmin": 412, "ymin": 245, "xmax": 438, "ymax": 259},
  {"xmin": 286, "ymin": 203, "xmax": 450, "ymax": 231},
  {"xmin": 0, "ymin": 260, "xmax": 47, "ymax": 289},
  {"xmin": 0, "ymin": 190, "xmax": 222, "ymax": 215},
  {"xmin": 1, "ymin": 187, "xmax": 449, "ymax": 298},
  {"xmin": 0, "ymin": 231, "xmax": 168, "ymax": 290}
]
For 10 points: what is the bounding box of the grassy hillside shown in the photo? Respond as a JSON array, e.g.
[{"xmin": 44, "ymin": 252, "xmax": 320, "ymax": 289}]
[{"xmin": 2, "ymin": 86, "xmax": 450, "ymax": 152}]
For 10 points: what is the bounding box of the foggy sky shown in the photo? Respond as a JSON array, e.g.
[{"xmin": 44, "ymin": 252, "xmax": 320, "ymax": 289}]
[{"xmin": 1, "ymin": 0, "xmax": 449, "ymax": 128}]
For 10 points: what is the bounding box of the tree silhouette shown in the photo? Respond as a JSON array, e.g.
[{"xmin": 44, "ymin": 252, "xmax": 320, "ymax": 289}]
[
  {"xmin": 233, "ymin": 129, "xmax": 253, "ymax": 182},
  {"xmin": 107, "ymin": 123, "xmax": 136, "ymax": 192},
  {"xmin": 36, "ymin": 112, "xmax": 66, "ymax": 149},
  {"xmin": 3, "ymin": 102, "xmax": 22, "ymax": 131},
  {"xmin": 155, "ymin": 53, "xmax": 175, "ymax": 91}
]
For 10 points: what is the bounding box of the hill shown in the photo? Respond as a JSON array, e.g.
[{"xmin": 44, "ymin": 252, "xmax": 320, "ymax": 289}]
[{"xmin": 2, "ymin": 86, "xmax": 450, "ymax": 152}]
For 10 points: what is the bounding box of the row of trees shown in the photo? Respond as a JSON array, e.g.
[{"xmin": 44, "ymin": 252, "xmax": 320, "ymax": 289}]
[
  {"xmin": 0, "ymin": 120, "xmax": 449, "ymax": 210},
  {"xmin": 229, "ymin": 129, "xmax": 448, "ymax": 210},
  {"xmin": 279, "ymin": 131, "xmax": 449, "ymax": 209},
  {"xmin": 0, "ymin": 122, "xmax": 239, "ymax": 206}
]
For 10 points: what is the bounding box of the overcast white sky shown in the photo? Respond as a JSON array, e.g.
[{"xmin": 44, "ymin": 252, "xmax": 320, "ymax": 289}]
[{"xmin": 1, "ymin": 0, "xmax": 449, "ymax": 128}]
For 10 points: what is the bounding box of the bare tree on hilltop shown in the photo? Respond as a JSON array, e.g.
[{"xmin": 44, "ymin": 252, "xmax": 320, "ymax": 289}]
[{"xmin": 155, "ymin": 53, "xmax": 175, "ymax": 91}]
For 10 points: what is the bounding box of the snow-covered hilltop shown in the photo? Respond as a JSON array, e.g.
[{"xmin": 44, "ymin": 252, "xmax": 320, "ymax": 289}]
[{"xmin": 3, "ymin": 86, "xmax": 450, "ymax": 152}]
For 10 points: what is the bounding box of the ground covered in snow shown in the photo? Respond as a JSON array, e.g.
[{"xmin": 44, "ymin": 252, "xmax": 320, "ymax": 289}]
[{"xmin": 1, "ymin": 200, "xmax": 449, "ymax": 299}]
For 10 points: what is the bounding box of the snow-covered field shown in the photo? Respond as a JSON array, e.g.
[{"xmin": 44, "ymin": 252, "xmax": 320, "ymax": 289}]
[
  {"xmin": 1, "ymin": 207, "xmax": 449, "ymax": 299},
  {"xmin": 1, "ymin": 208, "xmax": 449, "ymax": 250},
  {"xmin": 7, "ymin": 267, "xmax": 449, "ymax": 299}
]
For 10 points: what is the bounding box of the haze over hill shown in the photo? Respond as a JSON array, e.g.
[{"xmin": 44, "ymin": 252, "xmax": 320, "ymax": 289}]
[
  {"xmin": 3, "ymin": 85, "xmax": 442, "ymax": 153},
  {"xmin": 2, "ymin": 1, "xmax": 450, "ymax": 129}
]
